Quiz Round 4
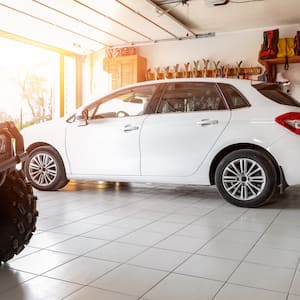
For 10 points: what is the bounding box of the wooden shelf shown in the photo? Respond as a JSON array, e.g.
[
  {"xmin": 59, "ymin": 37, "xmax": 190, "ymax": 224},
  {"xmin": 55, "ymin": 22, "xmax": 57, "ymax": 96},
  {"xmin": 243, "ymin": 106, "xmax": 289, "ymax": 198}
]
[
  {"xmin": 259, "ymin": 55, "xmax": 300, "ymax": 65},
  {"xmin": 146, "ymin": 66, "xmax": 262, "ymax": 80},
  {"xmin": 258, "ymin": 51, "xmax": 300, "ymax": 82}
]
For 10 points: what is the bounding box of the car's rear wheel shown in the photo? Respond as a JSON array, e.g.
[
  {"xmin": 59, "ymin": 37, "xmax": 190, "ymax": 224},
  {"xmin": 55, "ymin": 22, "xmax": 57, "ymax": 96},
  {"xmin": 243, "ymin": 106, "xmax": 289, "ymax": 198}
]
[
  {"xmin": 25, "ymin": 146, "xmax": 68, "ymax": 191},
  {"xmin": 215, "ymin": 149, "xmax": 277, "ymax": 208}
]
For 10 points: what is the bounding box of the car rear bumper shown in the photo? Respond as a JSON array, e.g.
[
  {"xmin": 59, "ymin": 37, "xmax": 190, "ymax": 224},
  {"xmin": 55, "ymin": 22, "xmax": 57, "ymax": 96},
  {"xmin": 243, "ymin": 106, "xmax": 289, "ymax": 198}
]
[{"xmin": 269, "ymin": 132, "xmax": 300, "ymax": 186}]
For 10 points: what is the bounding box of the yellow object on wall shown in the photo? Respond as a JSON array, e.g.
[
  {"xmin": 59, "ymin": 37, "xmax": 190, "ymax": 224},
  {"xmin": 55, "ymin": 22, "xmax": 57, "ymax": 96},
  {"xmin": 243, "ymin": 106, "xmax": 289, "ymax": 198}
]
[{"xmin": 277, "ymin": 38, "xmax": 295, "ymax": 58}]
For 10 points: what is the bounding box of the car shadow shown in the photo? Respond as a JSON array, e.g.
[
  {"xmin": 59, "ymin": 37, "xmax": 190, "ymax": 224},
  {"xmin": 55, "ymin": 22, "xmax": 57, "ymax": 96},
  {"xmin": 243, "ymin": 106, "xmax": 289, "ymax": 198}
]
[{"xmin": 56, "ymin": 180, "xmax": 300, "ymax": 210}]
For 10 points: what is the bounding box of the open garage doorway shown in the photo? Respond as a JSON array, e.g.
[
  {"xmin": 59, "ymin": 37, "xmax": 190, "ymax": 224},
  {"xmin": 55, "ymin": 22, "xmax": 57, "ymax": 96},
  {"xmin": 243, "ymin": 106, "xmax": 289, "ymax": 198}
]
[{"xmin": 0, "ymin": 36, "xmax": 76, "ymax": 128}]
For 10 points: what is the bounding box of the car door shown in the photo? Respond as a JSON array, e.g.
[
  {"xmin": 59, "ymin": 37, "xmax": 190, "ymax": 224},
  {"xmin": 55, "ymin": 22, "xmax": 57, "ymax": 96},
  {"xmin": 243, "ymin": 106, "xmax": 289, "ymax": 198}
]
[
  {"xmin": 140, "ymin": 82, "xmax": 231, "ymax": 177},
  {"xmin": 65, "ymin": 84, "xmax": 158, "ymax": 176}
]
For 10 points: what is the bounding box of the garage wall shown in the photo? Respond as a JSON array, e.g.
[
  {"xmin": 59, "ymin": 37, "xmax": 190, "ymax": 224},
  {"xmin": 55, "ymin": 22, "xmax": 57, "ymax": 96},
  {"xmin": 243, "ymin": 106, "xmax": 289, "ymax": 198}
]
[
  {"xmin": 84, "ymin": 49, "xmax": 114, "ymax": 102},
  {"xmin": 138, "ymin": 23, "xmax": 300, "ymax": 100},
  {"xmin": 88, "ymin": 24, "xmax": 300, "ymax": 102}
]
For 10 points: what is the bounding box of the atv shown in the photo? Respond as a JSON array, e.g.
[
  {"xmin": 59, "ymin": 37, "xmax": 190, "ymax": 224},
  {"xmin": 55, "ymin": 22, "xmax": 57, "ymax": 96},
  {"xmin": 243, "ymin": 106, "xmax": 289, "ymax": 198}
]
[{"xmin": 0, "ymin": 121, "xmax": 38, "ymax": 263}]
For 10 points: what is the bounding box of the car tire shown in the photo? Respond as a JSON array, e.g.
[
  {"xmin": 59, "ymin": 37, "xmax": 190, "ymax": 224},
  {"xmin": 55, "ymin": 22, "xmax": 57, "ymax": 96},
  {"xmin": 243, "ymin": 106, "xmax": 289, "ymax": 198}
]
[
  {"xmin": 215, "ymin": 149, "xmax": 277, "ymax": 208},
  {"xmin": 25, "ymin": 146, "xmax": 69, "ymax": 191},
  {"xmin": 0, "ymin": 170, "xmax": 38, "ymax": 263}
]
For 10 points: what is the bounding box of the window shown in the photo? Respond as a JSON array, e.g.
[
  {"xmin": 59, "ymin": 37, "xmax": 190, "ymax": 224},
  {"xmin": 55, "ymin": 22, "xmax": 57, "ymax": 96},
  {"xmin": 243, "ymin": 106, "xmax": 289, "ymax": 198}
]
[
  {"xmin": 218, "ymin": 83, "xmax": 250, "ymax": 109},
  {"xmin": 253, "ymin": 83, "xmax": 300, "ymax": 107},
  {"xmin": 88, "ymin": 85, "xmax": 157, "ymax": 119},
  {"xmin": 157, "ymin": 82, "xmax": 226, "ymax": 114}
]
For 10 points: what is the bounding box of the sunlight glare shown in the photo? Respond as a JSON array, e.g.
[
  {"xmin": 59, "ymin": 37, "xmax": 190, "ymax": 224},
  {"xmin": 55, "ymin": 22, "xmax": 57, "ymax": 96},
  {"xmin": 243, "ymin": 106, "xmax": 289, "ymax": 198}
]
[{"xmin": 0, "ymin": 37, "xmax": 59, "ymax": 120}]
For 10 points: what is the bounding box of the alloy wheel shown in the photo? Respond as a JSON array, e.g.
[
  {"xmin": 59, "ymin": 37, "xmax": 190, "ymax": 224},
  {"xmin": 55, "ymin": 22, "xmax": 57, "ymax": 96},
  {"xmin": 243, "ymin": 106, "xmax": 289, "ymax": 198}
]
[
  {"xmin": 222, "ymin": 158, "xmax": 266, "ymax": 201},
  {"xmin": 28, "ymin": 152, "xmax": 58, "ymax": 187}
]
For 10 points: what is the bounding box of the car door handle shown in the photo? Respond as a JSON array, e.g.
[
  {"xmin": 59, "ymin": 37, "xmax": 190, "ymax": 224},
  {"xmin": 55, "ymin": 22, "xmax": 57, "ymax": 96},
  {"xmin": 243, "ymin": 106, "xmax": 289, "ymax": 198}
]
[
  {"xmin": 196, "ymin": 119, "xmax": 219, "ymax": 126},
  {"xmin": 123, "ymin": 125, "xmax": 139, "ymax": 132}
]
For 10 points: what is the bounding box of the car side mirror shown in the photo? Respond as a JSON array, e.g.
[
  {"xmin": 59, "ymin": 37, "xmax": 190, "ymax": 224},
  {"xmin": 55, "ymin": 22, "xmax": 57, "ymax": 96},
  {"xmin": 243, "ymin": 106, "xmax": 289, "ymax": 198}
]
[{"xmin": 76, "ymin": 110, "xmax": 88, "ymax": 126}]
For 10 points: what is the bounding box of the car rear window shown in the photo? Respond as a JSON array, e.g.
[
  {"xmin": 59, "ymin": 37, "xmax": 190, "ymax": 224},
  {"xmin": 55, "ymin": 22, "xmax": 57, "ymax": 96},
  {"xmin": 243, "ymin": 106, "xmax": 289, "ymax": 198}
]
[
  {"xmin": 218, "ymin": 83, "xmax": 250, "ymax": 109},
  {"xmin": 253, "ymin": 83, "xmax": 300, "ymax": 107}
]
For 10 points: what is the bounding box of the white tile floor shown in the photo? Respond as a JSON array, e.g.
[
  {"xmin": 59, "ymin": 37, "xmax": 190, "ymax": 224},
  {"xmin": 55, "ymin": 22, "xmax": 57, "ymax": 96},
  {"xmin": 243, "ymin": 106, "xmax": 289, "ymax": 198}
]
[{"xmin": 1, "ymin": 181, "xmax": 300, "ymax": 300}]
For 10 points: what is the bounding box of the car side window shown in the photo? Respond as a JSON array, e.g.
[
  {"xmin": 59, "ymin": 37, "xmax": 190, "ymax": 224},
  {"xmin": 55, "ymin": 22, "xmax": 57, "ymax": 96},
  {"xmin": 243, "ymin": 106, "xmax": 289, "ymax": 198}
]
[
  {"xmin": 218, "ymin": 83, "xmax": 250, "ymax": 109},
  {"xmin": 157, "ymin": 82, "xmax": 226, "ymax": 114},
  {"xmin": 92, "ymin": 85, "xmax": 157, "ymax": 119}
]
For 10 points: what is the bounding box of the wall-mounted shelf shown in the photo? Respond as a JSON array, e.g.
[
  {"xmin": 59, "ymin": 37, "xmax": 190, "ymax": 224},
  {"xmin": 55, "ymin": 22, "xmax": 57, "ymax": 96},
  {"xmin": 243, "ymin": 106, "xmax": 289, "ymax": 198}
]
[
  {"xmin": 258, "ymin": 50, "xmax": 300, "ymax": 82},
  {"xmin": 146, "ymin": 66, "xmax": 262, "ymax": 80}
]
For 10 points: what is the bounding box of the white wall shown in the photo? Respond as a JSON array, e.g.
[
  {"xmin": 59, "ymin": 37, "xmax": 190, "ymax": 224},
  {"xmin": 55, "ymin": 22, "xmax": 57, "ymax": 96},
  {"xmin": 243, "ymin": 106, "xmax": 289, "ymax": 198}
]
[
  {"xmin": 88, "ymin": 24, "xmax": 300, "ymax": 101},
  {"xmin": 138, "ymin": 24, "xmax": 300, "ymax": 100},
  {"xmin": 139, "ymin": 30, "xmax": 261, "ymax": 69}
]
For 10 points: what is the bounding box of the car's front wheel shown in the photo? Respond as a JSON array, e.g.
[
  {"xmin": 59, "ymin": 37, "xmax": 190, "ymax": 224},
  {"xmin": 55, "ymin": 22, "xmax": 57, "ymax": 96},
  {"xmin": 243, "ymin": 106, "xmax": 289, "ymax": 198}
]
[
  {"xmin": 25, "ymin": 146, "xmax": 69, "ymax": 191},
  {"xmin": 215, "ymin": 149, "xmax": 277, "ymax": 208}
]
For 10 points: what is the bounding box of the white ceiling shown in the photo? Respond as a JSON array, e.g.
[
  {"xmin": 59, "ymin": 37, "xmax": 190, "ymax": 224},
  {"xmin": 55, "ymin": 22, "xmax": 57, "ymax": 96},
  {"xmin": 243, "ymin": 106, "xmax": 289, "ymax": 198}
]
[{"xmin": 0, "ymin": 0, "xmax": 299, "ymax": 55}]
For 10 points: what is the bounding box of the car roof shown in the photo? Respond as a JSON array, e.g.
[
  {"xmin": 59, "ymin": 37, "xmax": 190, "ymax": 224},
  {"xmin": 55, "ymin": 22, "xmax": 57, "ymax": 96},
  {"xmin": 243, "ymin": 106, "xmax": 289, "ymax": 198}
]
[{"xmin": 112, "ymin": 77, "xmax": 254, "ymax": 91}]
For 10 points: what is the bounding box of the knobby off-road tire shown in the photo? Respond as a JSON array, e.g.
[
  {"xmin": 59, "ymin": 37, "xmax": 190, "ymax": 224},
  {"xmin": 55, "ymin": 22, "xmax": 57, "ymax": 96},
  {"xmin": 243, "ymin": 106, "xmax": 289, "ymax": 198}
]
[{"xmin": 0, "ymin": 170, "xmax": 38, "ymax": 263}]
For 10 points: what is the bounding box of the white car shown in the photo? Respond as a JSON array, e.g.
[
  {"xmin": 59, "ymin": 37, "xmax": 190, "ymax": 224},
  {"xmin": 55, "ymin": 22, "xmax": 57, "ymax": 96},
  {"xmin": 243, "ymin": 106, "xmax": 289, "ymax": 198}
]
[{"xmin": 22, "ymin": 78, "xmax": 300, "ymax": 207}]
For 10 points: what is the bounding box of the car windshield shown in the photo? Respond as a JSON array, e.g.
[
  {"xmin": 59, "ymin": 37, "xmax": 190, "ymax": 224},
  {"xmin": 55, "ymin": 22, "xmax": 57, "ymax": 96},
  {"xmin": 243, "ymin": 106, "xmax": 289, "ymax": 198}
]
[{"xmin": 253, "ymin": 83, "xmax": 300, "ymax": 107}]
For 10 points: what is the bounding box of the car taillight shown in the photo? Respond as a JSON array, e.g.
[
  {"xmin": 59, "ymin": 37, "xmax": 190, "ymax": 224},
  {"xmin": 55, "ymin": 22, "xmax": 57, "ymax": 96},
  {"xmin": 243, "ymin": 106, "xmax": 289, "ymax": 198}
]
[{"xmin": 275, "ymin": 112, "xmax": 300, "ymax": 135}]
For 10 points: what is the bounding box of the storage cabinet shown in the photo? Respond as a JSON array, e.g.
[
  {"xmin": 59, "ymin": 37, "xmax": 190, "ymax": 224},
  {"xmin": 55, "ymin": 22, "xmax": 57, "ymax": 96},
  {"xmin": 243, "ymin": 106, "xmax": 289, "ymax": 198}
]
[{"xmin": 103, "ymin": 55, "xmax": 147, "ymax": 89}]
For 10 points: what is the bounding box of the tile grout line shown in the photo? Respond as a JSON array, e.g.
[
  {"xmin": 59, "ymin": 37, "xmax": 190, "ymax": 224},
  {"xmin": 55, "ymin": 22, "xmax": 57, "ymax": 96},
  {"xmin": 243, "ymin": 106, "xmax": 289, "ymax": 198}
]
[
  {"xmin": 56, "ymin": 192, "xmax": 208, "ymax": 299},
  {"xmin": 135, "ymin": 202, "xmax": 248, "ymax": 300},
  {"xmin": 4, "ymin": 183, "xmax": 298, "ymax": 300},
  {"xmin": 12, "ymin": 194, "xmax": 219, "ymax": 299},
  {"xmin": 211, "ymin": 207, "xmax": 284, "ymax": 299},
  {"xmin": 57, "ymin": 196, "xmax": 227, "ymax": 300},
  {"xmin": 24, "ymin": 193, "xmax": 185, "ymax": 258},
  {"xmin": 285, "ymin": 257, "xmax": 300, "ymax": 300},
  {"xmin": 6, "ymin": 187, "xmax": 260, "ymax": 299},
  {"xmin": 10, "ymin": 192, "xmax": 219, "ymax": 274}
]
